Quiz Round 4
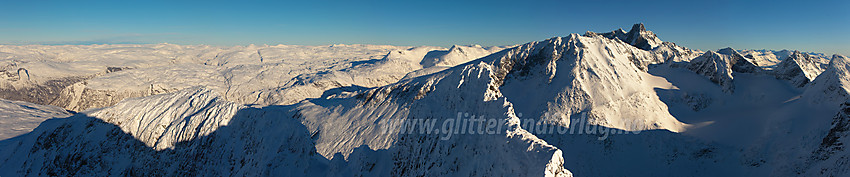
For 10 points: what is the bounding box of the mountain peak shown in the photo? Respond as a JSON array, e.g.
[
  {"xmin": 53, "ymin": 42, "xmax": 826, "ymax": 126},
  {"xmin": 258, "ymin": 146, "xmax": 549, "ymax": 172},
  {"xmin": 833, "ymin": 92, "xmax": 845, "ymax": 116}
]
[
  {"xmin": 616, "ymin": 28, "xmax": 627, "ymax": 34},
  {"xmin": 590, "ymin": 23, "xmax": 662, "ymax": 50},
  {"xmin": 685, "ymin": 50, "xmax": 735, "ymax": 92},
  {"xmin": 717, "ymin": 47, "xmax": 737, "ymax": 55},
  {"xmin": 629, "ymin": 23, "xmax": 647, "ymax": 33},
  {"xmin": 88, "ymin": 87, "xmax": 244, "ymax": 150},
  {"xmin": 706, "ymin": 50, "xmax": 719, "ymax": 56},
  {"xmin": 772, "ymin": 50, "xmax": 825, "ymax": 87},
  {"xmin": 492, "ymin": 33, "xmax": 687, "ymax": 132},
  {"xmin": 682, "ymin": 48, "xmax": 760, "ymax": 93},
  {"xmin": 827, "ymin": 54, "xmax": 850, "ymax": 71},
  {"xmin": 802, "ymin": 53, "xmax": 850, "ymax": 105}
]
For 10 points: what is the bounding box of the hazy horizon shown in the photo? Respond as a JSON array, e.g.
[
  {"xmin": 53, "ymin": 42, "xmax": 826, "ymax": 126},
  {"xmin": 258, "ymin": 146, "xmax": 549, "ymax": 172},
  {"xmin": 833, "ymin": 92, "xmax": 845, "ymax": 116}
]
[{"xmin": 2, "ymin": 0, "xmax": 848, "ymax": 56}]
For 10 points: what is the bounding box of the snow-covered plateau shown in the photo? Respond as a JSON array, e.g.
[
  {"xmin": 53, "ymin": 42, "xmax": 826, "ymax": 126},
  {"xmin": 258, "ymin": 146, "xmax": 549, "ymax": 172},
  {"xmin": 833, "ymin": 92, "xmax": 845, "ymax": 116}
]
[{"xmin": 1, "ymin": 24, "xmax": 849, "ymax": 176}]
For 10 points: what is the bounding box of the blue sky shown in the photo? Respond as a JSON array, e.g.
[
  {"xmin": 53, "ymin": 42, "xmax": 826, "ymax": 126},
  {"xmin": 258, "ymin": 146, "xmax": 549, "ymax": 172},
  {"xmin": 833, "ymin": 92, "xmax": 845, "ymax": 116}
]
[{"xmin": 1, "ymin": 0, "xmax": 848, "ymax": 55}]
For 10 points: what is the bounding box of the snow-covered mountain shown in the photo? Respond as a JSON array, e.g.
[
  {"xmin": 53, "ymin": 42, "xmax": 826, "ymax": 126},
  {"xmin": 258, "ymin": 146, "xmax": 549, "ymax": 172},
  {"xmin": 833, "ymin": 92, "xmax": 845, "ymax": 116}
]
[
  {"xmin": 675, "ymin": 47, "xmax": 761, "ymax": 93},
  {"xmin": 585, "ymin": 23, "xmax": 702, "ymax": 70},
  {"xmin": 0, "ymin": 85, "xmax": 570, "ymax": 176},
  {"xmin": 806, "ymin": 101, "xmax": 850, "ymax": 176},
  {"xmin": 0, "ymin": 44, "xmax": 503, "ymax": 112},
  {"xmin": 419, "ymin": 45, "xmax": 508, "ymax": 68},
  {"xmin": 594, "ymin": 23, "xmax": 663, "ymax": 51},
  {"xmin": 495, "ymin": 33, "xmax": 688, "ymax": 132},
  {"xmin": 1, "ymin": 24, "xmax": 850, "ymax": 176},
  {"xmin": 0, "ymin": 98, "xmax": 70, "ymax": 140},
  {"xmin": 739, "ymin": 49, "xmax": 831, "ymax": 70},
  {"xmin": 772, "ymin": 51, "xmax": 829, "ymax": 87},
  {"xmin": 802, "ymin": 54, "xmax": 850, "ymax": 105}
]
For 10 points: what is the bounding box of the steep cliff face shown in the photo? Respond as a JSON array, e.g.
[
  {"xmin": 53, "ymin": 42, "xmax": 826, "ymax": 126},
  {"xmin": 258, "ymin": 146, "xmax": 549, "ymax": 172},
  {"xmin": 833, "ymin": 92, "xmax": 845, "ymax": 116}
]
[
  {"xmin": 805, "ymin": 101, "xmax": 850, "ymax": 176},
  {"xmin": 595, "ymin": 23, "xmax": 663, "ymax": 51},
  {"xmin": 419, "ymin": 45, "xmax": 508, "ymax": 68},
  {"xmin": 773, "ymin": 51, "xmax": 829, "ymax": 88}
]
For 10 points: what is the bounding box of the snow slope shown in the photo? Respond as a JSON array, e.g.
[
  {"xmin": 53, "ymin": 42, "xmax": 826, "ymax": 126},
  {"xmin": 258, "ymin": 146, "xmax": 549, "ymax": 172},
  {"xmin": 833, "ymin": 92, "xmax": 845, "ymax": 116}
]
[
  {"xmin": 0, "ymin": 88, "xmax": 327, "ymax": 176},
  {"xmin": 805, "ymin": 101, "xmax": 850, "ymax": 176},
  {"xmin": 297, "ymin": 59, "xmax": 571, "ymax": 176},
  {"xmin": 0, "ymin": 84, "xmax": 571, "ymax": 176},
  {"xmin": 593, "ymin": 23, "xmax": 663, "ymax": 50},
  {"xmin": 645, "ymin": 51, "xmax": 850, "ymax": 176},
  {"xmin": 0, "ymin": 98, "xmax": 70, "ymax": 140}
]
